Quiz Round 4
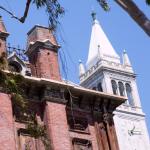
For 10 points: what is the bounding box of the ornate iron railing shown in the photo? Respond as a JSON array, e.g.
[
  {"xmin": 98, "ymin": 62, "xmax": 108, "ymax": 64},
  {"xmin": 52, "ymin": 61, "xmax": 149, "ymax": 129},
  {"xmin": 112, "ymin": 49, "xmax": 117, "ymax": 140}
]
[{"xmin": 7, "ymin": 43, "xmax": 28, "ymax": 61}]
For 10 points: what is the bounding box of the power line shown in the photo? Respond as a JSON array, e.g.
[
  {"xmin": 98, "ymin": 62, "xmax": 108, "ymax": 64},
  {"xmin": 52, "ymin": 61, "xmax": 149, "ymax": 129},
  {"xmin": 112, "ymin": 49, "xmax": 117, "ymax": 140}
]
[
  {"xmin": 59, "ymin": 47, "xmax": 78, "ymax": 126},
  {"xmin": 57, "ymin": 23, "xmax": 78, "ymax": 70},
  {"xmin": 3, "ymin": 0, "xmax": 14, "ymax": 13}
]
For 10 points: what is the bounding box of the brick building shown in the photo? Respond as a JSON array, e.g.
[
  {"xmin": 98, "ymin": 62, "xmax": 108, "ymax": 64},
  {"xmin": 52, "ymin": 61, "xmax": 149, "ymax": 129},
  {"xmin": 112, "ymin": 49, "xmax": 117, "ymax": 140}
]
[{"xmin": 0, "ymin": 16, "xmax": 126, "ymax": 150}]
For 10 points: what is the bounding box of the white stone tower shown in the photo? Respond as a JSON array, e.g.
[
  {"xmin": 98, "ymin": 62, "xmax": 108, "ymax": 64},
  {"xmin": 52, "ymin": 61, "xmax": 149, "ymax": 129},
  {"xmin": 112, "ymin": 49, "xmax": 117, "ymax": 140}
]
[{"xmin": 79, "ymin": 12, "xmax": 150, "ymax": 150}]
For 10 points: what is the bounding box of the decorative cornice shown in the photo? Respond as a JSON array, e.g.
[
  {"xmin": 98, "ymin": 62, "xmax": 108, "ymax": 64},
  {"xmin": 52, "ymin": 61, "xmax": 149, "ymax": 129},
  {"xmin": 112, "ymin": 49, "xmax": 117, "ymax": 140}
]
[
  {"xmin": 0, "ymin": 31, "xmax": 9, "ymax": 38},
  {"xmin": 25, "ymin": 40, "xmax": 60, "ymax": 56},
  {"xmin": 80, "ymin": 59, "xmax": 135, "ymax": 84}
]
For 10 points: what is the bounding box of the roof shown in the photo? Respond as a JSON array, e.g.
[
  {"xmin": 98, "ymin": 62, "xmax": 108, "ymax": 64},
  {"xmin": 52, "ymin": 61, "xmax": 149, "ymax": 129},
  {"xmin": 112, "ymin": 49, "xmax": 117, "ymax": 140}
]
[
  {"xmin": 86, "ymin": 15, "xmax": 120, "ymax": 69},
  {"xmin": 3, "ymin": 69, "xmax": 126, "ymax": 112},
  {"xmin": 0, "ymin": 16, "xmax": 9, "ymax": 37},
  {"xmin": 24, "ymin": 75, "xmax": 126, "ymax": 110}
]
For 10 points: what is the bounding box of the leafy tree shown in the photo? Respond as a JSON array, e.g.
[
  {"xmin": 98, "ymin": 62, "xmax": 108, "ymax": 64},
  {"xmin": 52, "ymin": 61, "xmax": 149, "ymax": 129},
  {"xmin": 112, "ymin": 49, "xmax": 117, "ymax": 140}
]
[
  {"xmin": 0, "ymin": 0, "xmax": 64, "ymax": 30},
  {"xmin": 97, "ymin": 0, "xmax": 150, "ymax": 36},
  {"xmin": 0, "ymin": 0, "xmax": 150, "ymax": 36}
]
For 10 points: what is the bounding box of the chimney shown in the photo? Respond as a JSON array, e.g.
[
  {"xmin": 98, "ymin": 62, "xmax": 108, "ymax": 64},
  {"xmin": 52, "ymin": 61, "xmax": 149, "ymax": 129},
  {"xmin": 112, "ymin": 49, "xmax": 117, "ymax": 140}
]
[{"xmin": 26, "ymin": 25, "xmax": 61, "ymax": 81}]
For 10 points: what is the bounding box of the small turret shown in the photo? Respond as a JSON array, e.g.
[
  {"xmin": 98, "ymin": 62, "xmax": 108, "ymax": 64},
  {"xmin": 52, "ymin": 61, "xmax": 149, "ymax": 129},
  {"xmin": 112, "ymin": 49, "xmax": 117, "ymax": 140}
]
[
  {"xmin": 79, "ymin": 60, "xmax": 85, "ymax": 77},
  {"xmin": 123, "ymin": 49, "xmax": 132, "ymax": 66}
]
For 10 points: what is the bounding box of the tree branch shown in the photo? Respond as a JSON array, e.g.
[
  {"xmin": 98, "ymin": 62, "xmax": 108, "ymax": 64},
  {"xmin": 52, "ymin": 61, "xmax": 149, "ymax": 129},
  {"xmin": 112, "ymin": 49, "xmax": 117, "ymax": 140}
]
[
  {"xmin": 114, "ymin": 0, "xmax": 150, "ymax": 36},
  {"xmin": 0, "ymin": 0, "xmax": 32, "ymax": 23},
  {"xmin": 19, "ymin": 0, "xmax": 32, "ymax": 23}
]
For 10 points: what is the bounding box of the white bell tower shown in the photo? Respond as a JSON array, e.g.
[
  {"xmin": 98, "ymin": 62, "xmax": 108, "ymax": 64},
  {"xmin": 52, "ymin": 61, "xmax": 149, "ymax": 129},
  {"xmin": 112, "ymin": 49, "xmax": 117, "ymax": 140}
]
[{"xmin": 79, "ymin": 12, "xmax": 150, "ymax": 150}]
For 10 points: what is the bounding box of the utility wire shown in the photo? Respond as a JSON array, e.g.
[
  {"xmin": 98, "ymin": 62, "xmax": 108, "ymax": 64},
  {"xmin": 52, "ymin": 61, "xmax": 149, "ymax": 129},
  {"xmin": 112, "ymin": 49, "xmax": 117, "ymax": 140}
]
[
  {"xmin": 5, "ymin": 0, "xmax": 14, "ymax": 13},
  {"xmin": 57, "ymin": 23, "xmax": 78, "ymax": 71},
  {"xmin": 59, "ymin": 46, "xmax": 78, "ymax": 126}
]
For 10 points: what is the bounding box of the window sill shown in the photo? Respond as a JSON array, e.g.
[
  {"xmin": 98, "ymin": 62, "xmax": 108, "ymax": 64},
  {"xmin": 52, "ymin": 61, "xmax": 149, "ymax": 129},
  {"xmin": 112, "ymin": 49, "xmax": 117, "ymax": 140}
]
[{"xmin": 69, "ymin": 129, "xmax": 90, "ymax": 135}]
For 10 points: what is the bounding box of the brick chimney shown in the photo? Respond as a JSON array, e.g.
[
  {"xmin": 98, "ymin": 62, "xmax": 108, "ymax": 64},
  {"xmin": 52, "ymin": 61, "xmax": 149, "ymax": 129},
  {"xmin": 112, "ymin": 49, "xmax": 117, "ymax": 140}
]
[
  {"xmin": 26, "ymin": 25, "xmax": 61, "ymax": 81},
  {"xmin": 0, "ymin": 16, "xmax": 9, "ymax": 55}
]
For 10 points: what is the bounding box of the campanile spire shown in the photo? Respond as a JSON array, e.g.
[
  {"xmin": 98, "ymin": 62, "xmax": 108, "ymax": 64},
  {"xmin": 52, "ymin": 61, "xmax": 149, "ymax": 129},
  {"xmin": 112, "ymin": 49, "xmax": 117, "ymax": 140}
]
[{"xmin": 86, "ymin": 12, "xmax": 120, "ymax": 69}]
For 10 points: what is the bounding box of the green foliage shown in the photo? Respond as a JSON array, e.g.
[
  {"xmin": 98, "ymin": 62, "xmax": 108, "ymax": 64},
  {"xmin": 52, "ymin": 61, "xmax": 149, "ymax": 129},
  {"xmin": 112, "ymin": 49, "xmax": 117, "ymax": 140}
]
[
  {"xmin": 97, "ymin": 0, "xmax": 110, "ymax": 11},
  {"xmin": 33, "ymin": 0, "xmax": 64, "ymax": 30},
  {"xmin": 27, "ymin": 122, "xmax": 50, "ymax": 149},
  {"xmin": 0, "ymin": 70, "xmax": 7, "ymax": 84},
  {"xmin": 0, "ymin": 61, "xmax": 50, "ymax": 149},
  {"xmin": 5, "ymin": 78, "xmax": 18, "ymax": 93},
  {"xmin": 0, "ymin": 71, "xmax": 26, "ymax": 94},
  {"xmin": 33, "ymin": 0, "xmax": 46, "ymax": 8},
  {"xmin": 146, "ymin": 0, "xmax": 150, "ymax": 5},
  {"xmin": 0, "ymin": 52, "xmax": 8, "ymax": 70},
  {"xmin": 27, "ymin": 122, "xmax": 46, "ymax": 138},
  {"xmin": 11, "ymin": 93, "xmax": 27, "ymax": 110}
]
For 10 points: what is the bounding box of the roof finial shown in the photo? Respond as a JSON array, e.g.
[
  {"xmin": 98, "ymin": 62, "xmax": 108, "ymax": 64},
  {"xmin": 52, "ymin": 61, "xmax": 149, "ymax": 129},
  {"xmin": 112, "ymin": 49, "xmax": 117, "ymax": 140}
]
[
  {"xmin": 91, "ymin": 11, "xmax": 96, "ymax": 21},
  {"xmin": 123, "ymin": 49, "xmax": 132, "ymax": 67},
  {"xmin": 123, "ymin": 49, "xmax": 126, "ymax": 54},
  {"xmin": 79, "ymin": 59, "xmax": 85, "ymax": 77}
]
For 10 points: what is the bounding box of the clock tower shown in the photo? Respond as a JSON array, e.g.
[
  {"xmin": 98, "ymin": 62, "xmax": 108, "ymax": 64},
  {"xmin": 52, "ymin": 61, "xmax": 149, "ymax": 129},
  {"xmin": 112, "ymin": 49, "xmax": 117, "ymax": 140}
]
[{"xmin": 79, "ymin": 12, "xmax": 150, "ymax": 150}]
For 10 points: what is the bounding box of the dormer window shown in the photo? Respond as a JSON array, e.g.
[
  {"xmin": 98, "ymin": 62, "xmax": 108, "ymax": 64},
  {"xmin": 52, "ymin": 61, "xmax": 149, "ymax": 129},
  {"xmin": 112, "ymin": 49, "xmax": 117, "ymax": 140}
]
[{"xmin": 111, "ymin": 80, "xmax": 118, "ymax": 95}]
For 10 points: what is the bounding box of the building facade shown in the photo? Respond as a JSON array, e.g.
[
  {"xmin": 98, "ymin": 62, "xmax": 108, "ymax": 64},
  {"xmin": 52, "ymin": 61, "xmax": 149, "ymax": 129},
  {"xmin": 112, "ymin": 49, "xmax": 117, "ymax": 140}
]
[
  {"xmin": 79, "ymin": 12, "xmax": 150, "ymax": 150},
  {"xmin": 0, "ymin": 16, "xmax": 126, "ymax": 150}
]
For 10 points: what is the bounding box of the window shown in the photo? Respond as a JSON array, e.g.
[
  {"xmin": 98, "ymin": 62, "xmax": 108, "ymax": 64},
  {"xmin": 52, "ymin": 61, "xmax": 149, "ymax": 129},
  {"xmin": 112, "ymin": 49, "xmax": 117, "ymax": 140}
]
[
  {"xmin": 118, "ymin": 82, "xmax": 124, "ymax": 96},
  {"xmin": 9, "ymin": 61, "xmax": 22, "ymax": 73},
  {"xmin": 125, "ymin": 83, "xmax": 134, "ymax": 105},
  {"xmin": 67, "ymin": 115, "xmax": 89, "ymax": 132},
  {"xmin": 97, "ymin": 82, "xmax": 103, "ymax": 92},
  {"xmin": 17, "ymin": 129, "xmax": 37, "ymax": 150},
  {"xmin": 111, "ymin": 80, "xmax": 118, "ymax": 95},
  {"xmin": 72, "ymin": 138, "xmax": 92, "ymax": 150}
]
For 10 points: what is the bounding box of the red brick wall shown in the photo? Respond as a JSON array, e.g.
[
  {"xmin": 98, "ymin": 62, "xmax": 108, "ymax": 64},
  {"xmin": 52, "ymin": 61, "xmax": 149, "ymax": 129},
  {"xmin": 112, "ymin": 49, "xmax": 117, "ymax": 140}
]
[
  {"xmin": 29, "ymin": 48, "xmax": 61, "ymax": 81},
  {"xmin": 0, "ymin": 93, "xmax": 16, "ymax": 150},
  {"xmin": 66, "ymin": 109, "xmax": 99, "ymax": 150},
  {"xmin": 27, "ymin": 26, "xmax": 61, "ymax": 81},
  {"xmin": 44, "ymin": 102, "xmax": 72, "ymax": 150},
  {"xmin": 27, "ymin": 27, "xmax": 58, "ymax": 48},
  {"xmin": 0, "ymin": 38, "xmax": 6, "ymax": 55}
]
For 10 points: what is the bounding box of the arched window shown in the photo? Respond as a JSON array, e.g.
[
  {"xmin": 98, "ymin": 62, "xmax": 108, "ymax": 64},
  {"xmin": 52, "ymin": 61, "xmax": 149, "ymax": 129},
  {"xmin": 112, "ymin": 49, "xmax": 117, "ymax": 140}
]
[
  {"xmin": 125, "ymin": 83, "xmax": 133, "ymax": 105},
  {"xmin": 8, "ymin": 61, "xmax": 22, "ymax": 73},
  {"xmin": 97, "ymin": 82, "xmax": 103, "ymax": 92},
  {"xmin": 118, "ymin": 82, "xmax": 124, "ymax": 96},
  {"xmin": 111, "ymin": 80, "xmax": 118, "ymax": 95}
]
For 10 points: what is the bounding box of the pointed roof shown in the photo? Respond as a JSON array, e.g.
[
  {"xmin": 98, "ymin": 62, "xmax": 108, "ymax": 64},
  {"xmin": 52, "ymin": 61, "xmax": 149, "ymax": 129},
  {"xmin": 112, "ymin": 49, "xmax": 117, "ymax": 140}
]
[
  {"xmin": 86, "ymin": 12, "xmax": 120, "ymax": 69},
  {"xmin": 79, "ymin": 60, "xmax": 85, "ymax": 77},
  {"xmin": 0, "ymin": 16, "xmax": 9, "ymax": 37},
  {"xmin": 123, "ymin": 50, "xmax": 132, "ymax": 66}
]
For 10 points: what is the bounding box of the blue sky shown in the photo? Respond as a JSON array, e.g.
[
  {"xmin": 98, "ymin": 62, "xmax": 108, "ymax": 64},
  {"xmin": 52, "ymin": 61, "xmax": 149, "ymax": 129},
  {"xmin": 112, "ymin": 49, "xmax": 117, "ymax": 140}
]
[{"xmin": 0, "ymin": 0, "xmax": 150, "ymax": 132}]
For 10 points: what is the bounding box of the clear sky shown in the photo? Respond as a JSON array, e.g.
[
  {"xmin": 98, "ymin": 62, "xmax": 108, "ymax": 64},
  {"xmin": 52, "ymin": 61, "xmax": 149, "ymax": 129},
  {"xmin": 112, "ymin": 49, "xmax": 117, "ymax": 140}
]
[{"xmin": 0, "ymin": 0, "xmax": 150, "ymax": 132}]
